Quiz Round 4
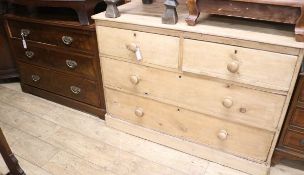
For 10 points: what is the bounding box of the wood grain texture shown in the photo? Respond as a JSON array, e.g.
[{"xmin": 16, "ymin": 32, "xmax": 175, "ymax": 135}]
[
  {"xmin": 105, "ymin": 88, "xmax": 274, "ymax": 161},
  {"xmin": 92, "ymin": 0, "xmax": 304, "ymax": 49},
  {"xmin": 97, "ymin": 26, "xmax": 179, "ymax": 69},
  {"xmin": 11, "ymin": 38, "xmax": 98, "ymax": 80},
  {"xmin": 106, "ymin": 114, "xmax": 270, "ymax": 175},
  {"xmin": 18, "ymin": 62, "xmax": 101, "ymax": 108},
  {"xmin": 102, "ymin": 57, "xmax": 286, "ymax": 131},
  {"xmin": 5, "ymin": 13, "xmax": 106, "ymax": 117},
  {"xmin": 95, "ymin": 2, "xmax": 304, "ymax": 174},
  {"xmin": 183, "ymin": 39, "xmax": 298, "ymax": 91},
  {"xmin": 185, "ymin": 0, "xmax": 304, "ymax": 42},
  {"xmin": 272, "ymin": 73, "xmax": 304, "ymax": 165}
]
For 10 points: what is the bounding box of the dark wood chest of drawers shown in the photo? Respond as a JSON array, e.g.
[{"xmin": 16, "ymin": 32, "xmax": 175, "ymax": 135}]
[
  {"xmin": 4, "ymin": 14, "xmax": 106, "ymax": 117},
  {"xmin": 0, "ymin": 3, "xmax": 18, "ymax": 80},
  {"xmin": 272, "ymin": 71, "xmax": 304, "ymax": 164}
]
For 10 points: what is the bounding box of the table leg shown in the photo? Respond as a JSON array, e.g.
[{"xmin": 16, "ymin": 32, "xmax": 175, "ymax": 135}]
[
  {"xmin": 105, "ymin": 0, "xmax": 120, "ymax": 18},
  {"xmin": 162, "ymin": 0, "xmax": 178, "ymax": 24},
  {"xmin": 185, "ymin": 0, "xmax": 200, "ymax": 26},
  {"xmin": 296, "ymin": 5, "xmax": 304, "ymax": 42},
  {"xmin": 0, "ymin": 128, "xmax": 25, "ymax": 175}
]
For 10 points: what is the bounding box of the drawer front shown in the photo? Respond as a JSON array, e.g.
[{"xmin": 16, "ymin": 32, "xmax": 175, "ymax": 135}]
[
  {"xmin": 283, "ymin": 129, "xmax": 304, "ymax": 152},
  {"xmin": 18, "ymin": 63, "xmax": 101, "ymax": 107},
  {"xmin": 8, "ymin": 20, "xmax": 96, "ymax": 52},
  {"xmin": 106, "ymin": 88, "xmax": 274, "ymax": 161},
  {"xmin": 12, "ymin": 39, "xmax": 97, "ymax": 80},
  {"xmin": 18, "ymin": 62, "xmax": 51, "ymax": 89},
  {"xmin": 183, "ymin": 39, "xmax": 298, "ymax": 91},
  {"xmin": 290, "ymin": 107, "xmax": 304, "ymax": 129},
  {"xmin": 97, "ymin": 27, "xmax": 179, "ymax": 69},
  {"xmin": 102, "ymin": 57, "xmax": 286, "ymax": 130}
]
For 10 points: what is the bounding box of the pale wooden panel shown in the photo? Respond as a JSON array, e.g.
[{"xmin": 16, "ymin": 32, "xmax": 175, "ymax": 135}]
[
  {"xmin": 105, "ymin": 88, "xmax": 274, "ymax": 161},
  {"xmin": 102, "ymin": 57, "xmax": 286, "ymax": 131},
  {"xmin": 92, "ymin": 0, "xmax": 304, "ymax": 49},
  {"xmin": 106, "ymin": 114, "xmax": 270, "ymax": 175},
  {"xmin": 96, "ymin": 26, "xmax": 179, "ymax": 69},
  {"xmin": 183, "ymin": 39, "xmax": 297, "ymax": 91}
]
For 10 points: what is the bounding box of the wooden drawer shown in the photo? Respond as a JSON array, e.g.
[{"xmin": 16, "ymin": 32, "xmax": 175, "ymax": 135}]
[
  {"xmin": 102, "ymin": 57, "xmax": 286, "ymax": 130},
  {"xmin": 18, "ymin": 62, "xmax": 51, "ymax": 89},
  {"xmin": 290, "ymin": 107, "xmax": 304, "ymax": 129},
  {"xmin": 8, "ymin": 20, "xmax": 96, "ymax": 53},
  {"xmin": 97, "ymin": 27, "xmax": 179, "ymax": 69},
  {"xmin": 18, "ymin": 63, "xmax": 101, "ymax": 107},
  {"xmin": 298, "ymin": 82, "xmax": 304, "ymax": 102},
  {"xmin": 183, "ymin": 39, "xmax": 298, "ymax": 91},
  {"xmin": 283, "ymin": 129, "xmax": 304, "ymax": 152},
  {"xmin": 12, "ymin": 39, "xmax": 97, "ymax": 80},
  {"xmin": 106, "ymin": 88, "xmax": 274, "ymax": 161}
]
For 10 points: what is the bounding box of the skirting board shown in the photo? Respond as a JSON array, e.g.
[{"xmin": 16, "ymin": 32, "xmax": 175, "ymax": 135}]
[{"xmin": 106, "ymin": 114, "xmax": 270, "ymax": 175}]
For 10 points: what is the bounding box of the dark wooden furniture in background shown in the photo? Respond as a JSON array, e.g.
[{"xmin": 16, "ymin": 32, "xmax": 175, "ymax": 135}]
[
  {"xmin": 186, "ymin": 0, "xmax": 304, "ymax": 42},
  {"xmin": 272, "ymin": 70, "xmax": 304, "ymax": 165},
  {"xmin": 6, "ymin": 0, "xmax": 103, "ymax": 25},
  {"xmin": 4, "ymin": 9, "xmax": 106, "ymax": 118},
  {"xmin": 0, "ymin": 1, "xmax": 18, "ymax": 80},
  {"xmin": 0, "ymin": 128, "xmax": 25, "ymax": 175}
]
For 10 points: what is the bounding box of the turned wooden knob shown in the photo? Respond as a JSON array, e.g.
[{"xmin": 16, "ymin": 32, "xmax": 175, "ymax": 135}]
[
  {"xmin": 217, "ymin": 130, "xmax": 228, "ymax": 140},
  {"xmin": 135, "ymin": 108, "xmax": 144, "ymax": 117},
  {"xmin": 126, "ymin": 43, "xmax": 137, "ymax": 52},
  {"xmin": 222, "ymin": 98, "xmax": 233, "ymax": 108},
  {"xmin": 227, "ymin": 61, "xmax": 239, "ymax": 73},
  {"xmin": 130, "ymin": 75, "xmax": 140, "ymax": 85}
]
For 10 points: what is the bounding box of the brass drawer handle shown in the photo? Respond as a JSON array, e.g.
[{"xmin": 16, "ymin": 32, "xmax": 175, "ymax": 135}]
[
  {"xmin": 217, "ymin": 130, "xmax": 228, "ymax": 140},
  {"xmin": 227, "ymin": 61, "xmax": 239, "ymax": 73},
  {"xmin": 66, "ymin": 59, "xmax": 78, "ymax": 69},
  {"xmin": 31, "ymin": 75, "xmax": 40, "ymax": 82},
  {"xmin": 135, "ymin": 107, "xmax": 144, "ymax": 117},
  {"xmin": 21, "ymin": 29, "xmax": 30, "ymax": 37},
  {"xmin": 25, "ymin": 51, "xmax": 34, "ymax": 58},
  {"xmin": 222, "ymin": 97, "xmax": 233, "ymax": 108},
  {"xmin": 130, "ymin": 75, "xmax": 140, "ymax": 85},
  {"xmin": 300, "ymin": 139, "xmax": 304, "ymax": 146},
  {"xmin": 70, "ymin": 86, "xmax": 81, "ymax": 94},
  {"xmin": 62, "ymin": 36, "xmax": 73, "ymax": 45}
]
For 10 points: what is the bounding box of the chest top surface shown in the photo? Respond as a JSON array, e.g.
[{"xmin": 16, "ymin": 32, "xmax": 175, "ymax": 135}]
[{"xmin": 92, "ymin": 0, "xmax": 304, "ymax": 49}]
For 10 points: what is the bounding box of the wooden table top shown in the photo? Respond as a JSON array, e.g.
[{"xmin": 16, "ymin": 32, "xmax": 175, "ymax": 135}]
[
  {"xmin": 92, "ymin": 0, "xmax": 304, "ymax": 49},
  {"xmin": 231, "ymin": 0, "xmax": 304, "ymax": 7}
]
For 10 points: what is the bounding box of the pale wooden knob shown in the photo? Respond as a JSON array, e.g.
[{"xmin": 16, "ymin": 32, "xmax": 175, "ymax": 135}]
[
  {"xmin": 227, "ymin": 61, "xmax": 239, "ymax": 73},
  {"xmin": 130, "ymin": 75, "xmax": 140, "ymax": 85},
  {"xmin": 126, "ymin": 43, "xmax": 137, "ymax": 52},
  {"xmin": 217, "ymin": 130, "xmax": 228, "ymax": 140},
  {"xmin": 222, "ymin": 98, "xmax": 233, "ymax": 108},
  {"xmin": 135, "ymin": 108, "xmax": 144, "ymax": 117}
]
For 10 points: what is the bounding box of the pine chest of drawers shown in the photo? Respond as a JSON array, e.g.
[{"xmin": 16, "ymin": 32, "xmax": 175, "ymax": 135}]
[
  {"xmin": 4, "ymin": 14, "xmax": 106, "ymax": 117},
  {"xmin": 93, "ymin": 1, "xmax": 304, "ymax": 174}
]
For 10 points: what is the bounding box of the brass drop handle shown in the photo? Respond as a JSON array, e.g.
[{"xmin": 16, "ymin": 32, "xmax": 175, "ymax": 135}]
[
  {"xmin": 70, "ymin": 86, "xmax": 81, "ymax": 94},
  {"xmin": 135, "ymin": 108, "xmax": 144, "ymax": 117},
  {"xmin": 300, "ymin": 139, "xmax": 304, "ymax": 146},
  {"xmin": 31, "ymin": 75, "xmax": 40, "ymax": 82},
  {"xmin": 217, "ymin": 130, "xmax": 228, "ymax": 140},
  {"xmin": 62, "ymin": 36, "xmax": 73, "ymax": 45},
  {"xmin": 126, "ymin": 43, "xmax": 137, "ymax": 52},
  {"xmin": 66, "ymin": 59, "xmax": 78, "ymax": 69},
  {"xmin": 21, "ymin": 29, "xmax": 30, "ymax": 37},
  {"xmin": 222, "ymin": 97, "xmax": 233, "ymax": 108},
  {"xmin": 25, "ymin": 51, "xmax": 34, "ymax": 58},
  {"xmin": 227, "ymin": 61, "xmax": 239, "ymax": 73},
  {"xmin": 130, "ymin": 75, "xmax": 140, "ymax": 85}
]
